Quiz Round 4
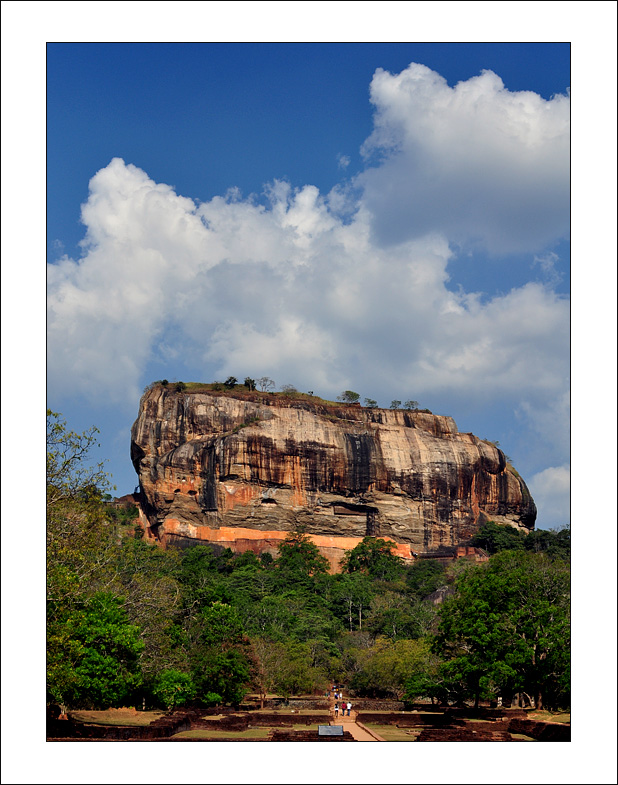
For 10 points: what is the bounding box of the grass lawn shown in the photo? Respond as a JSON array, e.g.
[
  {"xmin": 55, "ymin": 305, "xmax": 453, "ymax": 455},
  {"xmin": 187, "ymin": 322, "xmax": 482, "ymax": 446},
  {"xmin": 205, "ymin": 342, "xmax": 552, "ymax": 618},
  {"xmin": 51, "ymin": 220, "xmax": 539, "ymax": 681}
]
[
  {"xmin": 250, "ymin": 708, "xmax": 330, "ymax": 715},
  {"xmin": 68, "ymin": 709, "xmax": 165, "ymax": 727},
  {"xmin": 528, "ymin": 710, "xmax": 570, "ymax": 724},
  {"xmin": 364, "ymin": 724, "xmax": 421, "ymax": 742},
  {"xmin": 173, "ymin": 724, "xmax": 321, "ymax": 740},
  {"xmin": 173, "ymin": 728, "xmax": 272, "ymax": 740}
]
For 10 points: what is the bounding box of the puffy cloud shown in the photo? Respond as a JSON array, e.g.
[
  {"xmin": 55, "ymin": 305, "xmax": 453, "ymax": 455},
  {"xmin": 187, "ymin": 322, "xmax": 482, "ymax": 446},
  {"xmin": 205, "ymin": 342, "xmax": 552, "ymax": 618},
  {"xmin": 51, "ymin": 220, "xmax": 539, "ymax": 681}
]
[
  {"xmin": 359, "ymin": 63, "xmax": 570, "ymax": 254},
  {"xmin": 48, "ymin": 156, "xmax": 568, "ymax": 416},
  {"xmin": 528, "ymin": 465, "xmax": 570, "ymax": 530},
  {"xmin": 47, "ymin": 62, "xmax": 570, "ymax": 519}
]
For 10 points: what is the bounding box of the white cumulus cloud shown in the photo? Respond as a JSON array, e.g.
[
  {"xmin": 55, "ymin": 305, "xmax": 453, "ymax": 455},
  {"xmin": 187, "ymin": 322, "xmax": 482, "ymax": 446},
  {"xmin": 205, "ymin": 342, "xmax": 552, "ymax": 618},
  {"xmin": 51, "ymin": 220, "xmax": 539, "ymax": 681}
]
[
  {"xmin": 528, "ymin": 465, "xmax": 570, "ymax": 530},
  {"xmin": 359, "ymin": 63, "xmax": 570, "ymax": 254},
  {"xmin": 47, "ymin": 156, "xmax": 569, "ymax": 428},
  {"xmin": 47, "ymin": 63, "xmax": 570, "ymax": 524}
]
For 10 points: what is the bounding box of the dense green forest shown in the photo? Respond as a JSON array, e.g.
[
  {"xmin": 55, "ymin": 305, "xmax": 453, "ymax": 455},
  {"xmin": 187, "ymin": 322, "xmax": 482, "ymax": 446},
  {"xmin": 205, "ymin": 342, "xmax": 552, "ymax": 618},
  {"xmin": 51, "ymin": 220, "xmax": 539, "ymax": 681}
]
[{"xmin": 47, "ymin": 411, "xmax": 570, "ymax": 713}]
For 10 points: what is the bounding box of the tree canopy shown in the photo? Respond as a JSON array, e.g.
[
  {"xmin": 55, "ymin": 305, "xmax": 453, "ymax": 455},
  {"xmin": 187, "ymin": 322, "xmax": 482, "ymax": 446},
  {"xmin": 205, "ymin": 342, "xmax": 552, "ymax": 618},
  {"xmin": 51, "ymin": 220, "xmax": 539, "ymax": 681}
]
[
  {"xmin": 47, "ymin": 412, "xmax": 570, "ymax": 713},
  {"xmin": 433, "ymin": 551, "xmax": 570, "ymax": 709},
  {"xmin": 341, "ymin": 537, "xmax": 405, "ymax": 581},
  {"xmin": 337, "ymin": 390, "xmax": 360, "ymax": 404}
]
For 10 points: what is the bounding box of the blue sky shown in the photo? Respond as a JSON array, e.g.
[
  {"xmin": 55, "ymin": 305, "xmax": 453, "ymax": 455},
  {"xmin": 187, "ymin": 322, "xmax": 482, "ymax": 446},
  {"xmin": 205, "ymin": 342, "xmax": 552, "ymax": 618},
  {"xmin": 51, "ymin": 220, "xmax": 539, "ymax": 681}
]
[{"xmin": 46, "ymin": 41, "xmax": 573, "ymax": 527}]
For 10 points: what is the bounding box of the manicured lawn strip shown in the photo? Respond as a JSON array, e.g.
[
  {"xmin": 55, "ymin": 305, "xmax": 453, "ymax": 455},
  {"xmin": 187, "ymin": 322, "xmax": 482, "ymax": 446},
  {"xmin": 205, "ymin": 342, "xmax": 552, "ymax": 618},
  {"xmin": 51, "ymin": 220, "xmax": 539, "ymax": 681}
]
[
  {"xmin": 528, "ymin": 710, "xmax": 570, "ymax": 724},
  {"xmin": 69, "ymin": 710, "xmax": 165, "ymax": 727},
  {"xmin": 173, "ymin": 728, "xmax": 272, "ymax": 739},
  {"xmin": 364, "ymin": 724, "xmax": 420, "ymax": 741},
  {"xmin": 173, "ymin": 724, "xmax": 321, "ymax": 739}
]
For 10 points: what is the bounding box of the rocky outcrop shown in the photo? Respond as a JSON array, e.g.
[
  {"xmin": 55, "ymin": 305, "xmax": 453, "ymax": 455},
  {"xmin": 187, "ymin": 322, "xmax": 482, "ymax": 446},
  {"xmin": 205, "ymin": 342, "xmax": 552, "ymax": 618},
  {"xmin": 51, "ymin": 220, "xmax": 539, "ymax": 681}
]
[{"xmin": 130, "ymin": 386, "xmax": 535, "ymax": 568}]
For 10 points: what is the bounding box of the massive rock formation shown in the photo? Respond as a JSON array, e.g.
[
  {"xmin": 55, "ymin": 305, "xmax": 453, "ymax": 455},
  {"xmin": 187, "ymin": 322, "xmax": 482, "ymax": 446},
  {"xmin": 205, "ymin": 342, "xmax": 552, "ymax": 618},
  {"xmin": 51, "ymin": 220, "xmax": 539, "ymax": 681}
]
[{"xmin": 131, "ymin": 386, "xmax": 536, "ymax": 569}]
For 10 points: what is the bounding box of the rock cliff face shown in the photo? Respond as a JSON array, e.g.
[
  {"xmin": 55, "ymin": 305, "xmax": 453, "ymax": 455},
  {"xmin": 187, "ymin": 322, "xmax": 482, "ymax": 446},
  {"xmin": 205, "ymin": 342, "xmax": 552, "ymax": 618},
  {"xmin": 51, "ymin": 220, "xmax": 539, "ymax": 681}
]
[{"xmin": 131, "ymin": 387, "xmax": 536, "ymax": 569}]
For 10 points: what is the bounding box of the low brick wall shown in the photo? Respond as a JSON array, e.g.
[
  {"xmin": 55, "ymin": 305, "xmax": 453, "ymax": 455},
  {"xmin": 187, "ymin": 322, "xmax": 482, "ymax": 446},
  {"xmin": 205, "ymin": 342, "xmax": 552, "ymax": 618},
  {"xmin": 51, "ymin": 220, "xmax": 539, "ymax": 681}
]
[
  {"xmin": 263, "ymin": 698, "xmax": 329, "ymax": 710},
  {"xmin": 350, "ymin": 699, "xmax": 405, "ymax": 711},
  {"xmin": 47, "ymin": 710, "xmax": 195, "ymax": 740},
  {"xmin": 357, "ymin": 712, "xmax": 459, "ymax": 728},
  {"xmin": 445, "ymin": 707, "xmax": 527, "ymax": 721},
  {"xmin": 191, "ymin": 711, "xmax": 328, "ymax": 731},
  {"xmin": 246, "ymin": 712, "xmax": 329, "ymax": 727},
  {"xmin": 269, "ymin": 729, "xmax": 355, "ymax": 742},
  {"xmin": 417, "ymin": 725, "xmax": 514, "ymax": 742}
]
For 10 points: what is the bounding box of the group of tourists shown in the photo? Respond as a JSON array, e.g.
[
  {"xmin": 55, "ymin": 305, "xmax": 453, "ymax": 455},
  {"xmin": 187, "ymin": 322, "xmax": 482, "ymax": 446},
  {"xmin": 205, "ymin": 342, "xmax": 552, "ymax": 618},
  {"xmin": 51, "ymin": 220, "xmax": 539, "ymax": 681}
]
[
  {"xmin": 330, "ymin": 684, "xmax": 352, "ymax": 719},
  {"xmin": 333, "ymin": 700, "xmax": 352, "ymax": 718}
]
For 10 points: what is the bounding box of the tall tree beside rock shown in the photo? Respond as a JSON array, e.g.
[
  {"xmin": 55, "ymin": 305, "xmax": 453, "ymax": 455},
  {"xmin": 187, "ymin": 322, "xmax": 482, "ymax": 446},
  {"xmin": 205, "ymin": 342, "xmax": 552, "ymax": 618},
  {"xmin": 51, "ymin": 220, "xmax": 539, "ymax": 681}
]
[{"xmin": 433, "ymin": 551, "xmax": 570, "ymax": 709}]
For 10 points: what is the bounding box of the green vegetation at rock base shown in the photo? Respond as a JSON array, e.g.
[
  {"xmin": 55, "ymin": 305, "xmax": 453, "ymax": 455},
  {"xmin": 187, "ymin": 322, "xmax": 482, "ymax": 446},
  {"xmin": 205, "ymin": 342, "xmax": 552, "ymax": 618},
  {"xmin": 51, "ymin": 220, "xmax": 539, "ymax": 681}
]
[{"xmin": 47, "ymin": 410, "xmax": 570, "ymax": 714}]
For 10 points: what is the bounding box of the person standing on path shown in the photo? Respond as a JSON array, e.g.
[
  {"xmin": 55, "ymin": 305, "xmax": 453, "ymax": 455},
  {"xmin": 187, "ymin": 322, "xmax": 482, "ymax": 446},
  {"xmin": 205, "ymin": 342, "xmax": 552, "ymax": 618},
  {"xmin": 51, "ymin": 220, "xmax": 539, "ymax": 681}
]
[
  {"xmin": 347, "ymin": 701, "xmax": 352, "ymax": 716},
  {"xmin": 334, "ymin": 702, "xmax": 339, "ymax": 718}
]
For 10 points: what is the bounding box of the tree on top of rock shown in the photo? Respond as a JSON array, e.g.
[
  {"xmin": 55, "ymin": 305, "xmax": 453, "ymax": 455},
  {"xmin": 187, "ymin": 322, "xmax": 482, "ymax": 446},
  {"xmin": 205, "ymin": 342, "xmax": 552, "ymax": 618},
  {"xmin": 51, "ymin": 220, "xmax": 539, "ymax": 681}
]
[
  {"xmin": 337, "ymin": 390, "xmax": 360, "ymax": 404},
  {"xmin": 257, "ymin": 376, "xmax": 275, "ymax": 392}
]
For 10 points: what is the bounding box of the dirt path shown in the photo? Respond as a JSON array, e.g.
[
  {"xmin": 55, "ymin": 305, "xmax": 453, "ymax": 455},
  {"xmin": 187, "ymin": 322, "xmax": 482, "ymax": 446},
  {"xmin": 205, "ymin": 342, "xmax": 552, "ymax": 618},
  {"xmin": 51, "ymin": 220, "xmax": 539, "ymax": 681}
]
[{"xmin": 329, "ymin": 696, "xmax": 382, "ymax": 741}]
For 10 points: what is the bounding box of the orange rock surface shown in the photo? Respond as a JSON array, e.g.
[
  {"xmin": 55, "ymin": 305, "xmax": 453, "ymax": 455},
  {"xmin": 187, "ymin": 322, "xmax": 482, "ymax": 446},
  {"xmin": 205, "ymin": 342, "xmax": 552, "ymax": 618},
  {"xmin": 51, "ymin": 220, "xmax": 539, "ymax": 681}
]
[{"xmin": 131, "ymin": 387, "xmax": 536, "ymax": 565}]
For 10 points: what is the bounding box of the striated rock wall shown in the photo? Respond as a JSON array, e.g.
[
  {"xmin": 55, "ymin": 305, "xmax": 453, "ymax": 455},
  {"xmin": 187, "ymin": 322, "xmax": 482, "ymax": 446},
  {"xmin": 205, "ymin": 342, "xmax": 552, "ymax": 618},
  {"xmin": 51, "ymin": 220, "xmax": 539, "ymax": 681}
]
[{"xmin": 130, "ymin": 387, "xmax": 535, "ymax": 567}]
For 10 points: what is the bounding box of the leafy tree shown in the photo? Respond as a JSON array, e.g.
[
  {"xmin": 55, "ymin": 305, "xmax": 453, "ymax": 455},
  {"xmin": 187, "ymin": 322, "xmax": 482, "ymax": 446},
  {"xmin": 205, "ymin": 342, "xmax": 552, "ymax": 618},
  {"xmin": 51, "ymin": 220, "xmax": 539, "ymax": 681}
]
[
  {"xmin": 364, "ymin": 398, "xmax": 378, "ymax": 408},
  {"xmin": 175, "ymin": 381, "xmax": 186, "ymax": 392},
  {"xmin": 470, "ymin": 521, "xmax": 526, "ymax": 554},
  {"xmin": 260, "ymin": 552, "xmax": 274, "ymax": 567},
  {"xmin": 152, "ymin": 669, "xmax": 196, "ymax": 710},
  {"xmin": 251, "ymin": 639, "xmax": 320, "ymax": 701},
  {"xmin": 186, "ymin": 602, "xmax": 253, "ymax": 706},
  {"xmin": 367, "ymin": 591, "xmax": 436, "ymax": 641},
  {"xmin": 47, "ymin": 412, "xmax": 137, "ymax": 708},
  {"xmin": 341, "ymin": 537, "xmax": 405, "ymax": 581},
  {"xmin": 524, "ymin": 526, "xmax": 570, "ymax": 560},
  {"xmin": 110, "ymin": 537, "xmax": 182, "ymax": 679},
  {"xmin": 406, "ymin": 559, "xmax": 447, "ymax": 599},
  {"xmin": 47, "ymin": 592, "xmax": 144, "ymax": 709},
  {"xmin": 174, "ymin": 544, "xmax": 227, "ymax": 608},
  {"xmin": 434, "ymin": 551, "xmax": 570, "ymax": 709},
  {"xmin": 47, "ymin": 410, "xmax": 111, "ymax": 511},
  {"xmin": 256, "ymin": 376, "xmax": 275, "ymax": 392},
  {"xmin": 350, "ymin": 638, "xmax": 434, "ymax": 700},
  {"xmin": 274, "ymin": 641, "xmax": 321, "ymax": 698},
  {"xmin": 403, "ymin": 654, "xmax": 447, "ymax": 705},
  {"xmin": 337, "ymin": 390, "xmax": 360, "ymax": 404},
  {"xmin": 390, "ymin": 400, "xmax": 401, "ymax": 409},
  {"xmin": 224, "ymin": 376, "xmax": 238, "ymax": 389},
  {"xmin": 244, "ymin": 595, "xmax": 297, "ymax": 640},
  {"xmin": 243, "ymin": 377, "xmax": 256, "ymax": 391},
  {"xmin": 403, "ymin": 400, "xmax": 419, "ymax": 410},
  {"xmin": 275, "ymin": 531, "xmax": 329, "ymax": 581},
  {"xmin": 332, "ymin": 573, "xmax": 373, "ymax": 632}
]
